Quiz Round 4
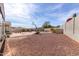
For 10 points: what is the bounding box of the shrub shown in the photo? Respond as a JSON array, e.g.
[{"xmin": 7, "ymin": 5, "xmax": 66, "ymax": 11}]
[
  {"xmin": 35, "ymin": 31, "xmax": 40, "ymax": 34},
  {"xmin": 35, "ymin": 29, "xmax": 40, "ymax": 34},
  {"xmin": 51, "ymin": 28, "xmax": 63, "ymax": 34}
]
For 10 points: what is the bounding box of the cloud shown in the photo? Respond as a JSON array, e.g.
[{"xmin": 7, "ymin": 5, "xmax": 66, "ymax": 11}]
[
  {"xmin": 53, "ymin": 8, "xmax": 79, "ymax": 25},
  {"xmin": 4, "ymin": 3, "xmax": 37, "ymax": 19},
  {"xmin": 4, "ymin": 3, "xmax": 79, "ymax": 28},
  {"xmin": 61, "ymin": 8, "xmax": 79, "ymax": 21},
  {"xmin": 4, "ymin": 3, "xmax": 38, "ymax": 27},
  {"xmin": 46, "ymin": 7, "xmax": 79, "ymax": 26},
  {"xmin": 47, "ymin": 4, "xmax": 64, "ymax": 12}
]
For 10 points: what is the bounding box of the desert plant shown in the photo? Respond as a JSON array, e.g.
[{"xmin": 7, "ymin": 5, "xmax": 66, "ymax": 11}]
[
  {"xmin": 22, "ymin": 29, "xmax": 26, "ymax": 32},
  {"xmin": 51, "ymin": 28, "xmax": 56, "ymax": 33},
  {"xmin": 51, "ymin": 28, "xmax": 63, "ymax": 34},
  {"xmin": 32, "ymin": 21, "xmax": 40, "ymax": 34}
]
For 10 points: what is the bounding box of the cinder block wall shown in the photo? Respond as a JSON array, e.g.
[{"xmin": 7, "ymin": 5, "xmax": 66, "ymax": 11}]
[{"xmin": 63, "ymin": 16, "xmax": 79, "ymax": 41}]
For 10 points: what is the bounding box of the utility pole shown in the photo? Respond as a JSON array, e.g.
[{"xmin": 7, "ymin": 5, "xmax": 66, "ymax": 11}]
[{"xmin": 73, "ymin": 13, "xmax": 77, "ymax": 34}]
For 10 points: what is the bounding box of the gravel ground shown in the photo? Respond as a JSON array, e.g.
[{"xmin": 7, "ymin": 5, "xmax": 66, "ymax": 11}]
[{"xmin": 3, "ymin": 33, "xmax": 79, "ymax": 56}]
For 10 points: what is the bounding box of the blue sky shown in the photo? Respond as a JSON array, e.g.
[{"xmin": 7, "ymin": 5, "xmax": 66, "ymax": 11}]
[{"xmin": 4, "ymin": 3, "xmax": 79, "ymax": 28}]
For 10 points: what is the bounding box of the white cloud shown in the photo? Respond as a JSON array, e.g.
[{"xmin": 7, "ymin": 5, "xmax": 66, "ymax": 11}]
[
  {"xmin": 4, "ymin": 3, "xmax": 37, "ymax": 19},
  {"xmin": 48, "ymin": 13, "xmax": 66, "ymax": 18},
  {"xmin": 61, "ymin": 8, "xmax": 79, "ymax": 21},
  {"xmin": 48, "ymin": 4, "xmax": 64, "ymax": 11},
  {"xmin": 4, "ymin": 3, "xmax": 38, "ymax": 27},
  {"xmin": 54, "ymin": 8, "xmax": 79, "ymax": 25},
  {"xmin": 4, "ymin": 3, "xmax": 79, "ymax": 27},
  {"xmin": 47, "ymin": 7, "xmax": 79, "ymax": 25}
]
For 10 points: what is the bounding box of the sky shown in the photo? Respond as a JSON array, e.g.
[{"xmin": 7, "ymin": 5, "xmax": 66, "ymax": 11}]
[{"xmin": 4, "ymin": 3, "xmax": 79, "ymax": 28}]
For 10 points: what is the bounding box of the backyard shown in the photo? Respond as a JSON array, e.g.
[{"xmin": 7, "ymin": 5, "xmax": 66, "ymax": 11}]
[{"xmin": 3, "ymin": 32, "xmax": 79, "ymax": 56}]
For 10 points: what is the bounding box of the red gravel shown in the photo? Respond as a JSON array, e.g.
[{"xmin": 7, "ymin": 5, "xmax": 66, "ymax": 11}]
[{"xmin": 4, "ymin": 33, "xmax": 79, "ymax": 56}]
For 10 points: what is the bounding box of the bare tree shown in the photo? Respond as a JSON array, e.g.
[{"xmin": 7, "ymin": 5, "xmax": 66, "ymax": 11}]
[{"xmin": 32, "ymin": 21, "xmax": 40, "ymax": 34}]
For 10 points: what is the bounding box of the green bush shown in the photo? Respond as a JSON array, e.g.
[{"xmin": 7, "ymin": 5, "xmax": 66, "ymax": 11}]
[
  {"xmin": 35, "ymin": 31, "xmax": 40, "ymax": 34},
  {"xmin": 51, "ymin": 28, "xmax": 63, "ymax": 34},
  {"xmin": 51, "ymin": 28, "xmax": 56, "ymax": 33}
]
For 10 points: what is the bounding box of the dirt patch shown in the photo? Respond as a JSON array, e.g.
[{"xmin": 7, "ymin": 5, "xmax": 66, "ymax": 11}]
[{"xmin": 3, "ymin": 33, "xmax": 79, "ymax": 56}]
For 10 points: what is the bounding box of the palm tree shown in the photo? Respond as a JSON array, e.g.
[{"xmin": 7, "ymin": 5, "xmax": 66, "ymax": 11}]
[{"xmin": 73, "ymin": 13, "xmax": 77, "ymax": 34}]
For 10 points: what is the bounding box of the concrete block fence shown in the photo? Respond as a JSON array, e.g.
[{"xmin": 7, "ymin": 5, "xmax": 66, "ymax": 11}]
[{"xmin": 63, "ymin": 16, "xmax": 79, "ymax": 42}]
